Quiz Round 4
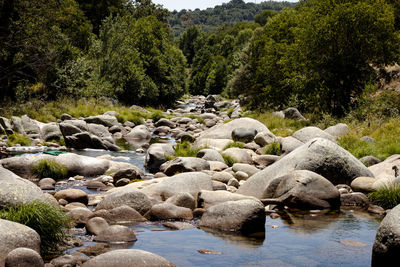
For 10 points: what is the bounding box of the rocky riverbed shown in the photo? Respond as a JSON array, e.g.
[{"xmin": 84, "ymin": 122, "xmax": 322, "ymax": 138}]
[{"xmin": 0, "ymin": 95, "xmax": 399, "ymax": 266}]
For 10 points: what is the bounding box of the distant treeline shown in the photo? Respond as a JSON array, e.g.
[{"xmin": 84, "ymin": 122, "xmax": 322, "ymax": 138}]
[{"xmin": 168, "ymin": 0, "xmax": 297, "ymax": 36}]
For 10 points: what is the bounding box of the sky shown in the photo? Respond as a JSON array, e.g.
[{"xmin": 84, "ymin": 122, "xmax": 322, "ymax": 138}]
[{"xmin": 152, "ymin": 0, "xmax": 297, "ymax": 11}]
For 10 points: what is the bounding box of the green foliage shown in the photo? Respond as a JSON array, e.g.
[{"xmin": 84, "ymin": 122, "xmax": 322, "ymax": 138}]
[
  {"xmin": 224, "ymin": 141, "xmax": 244, "ymax": 150},
  {"xmin": 263, "ymin": 142, "xmax": 281, "ymax": 156},
  {"xmin": 174, "ymin": 141, "xmax": 200, "ymax": 157},
  {"xmin": 254, "ymin": 9, "xmax": 278, "ymax": 26},
  {"xmin": 115, "ymin": 138, "xmax": 131, "ymax": 150},
  {"xmin": 222, "ymin": 154, "xmax": 237, "ymax": 167},
  {"xmin": 7, "ymin": 133, "xmax": 31, "ymax": 147},
  {"xmin": 32, "ymin": 160, "xmax": 68, "ymax": 180},
  {"xmin": 368, "ymin": 184, "xmax": 400, "ymax": 209},
  {"xmin": 169, "ymin": 0, "xmax": 296, "ymax": 37},
  {"xmin": 150, "ymin": 111, "xmax": 165, "ymax": 122},
  {"xmin": 0, "ymin": 200, "xmax": 71, "ymax": 254},
  {"xmin": 229, "ymin": 0, "xmax": 400, "ymax": 116},
  {"xmin": 183, "ymin": 115, "xmax": 205, "ymax": 124}
]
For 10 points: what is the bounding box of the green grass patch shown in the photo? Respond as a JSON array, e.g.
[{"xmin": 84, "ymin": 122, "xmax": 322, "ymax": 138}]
[
  {"xmin": 7, "ymin": 133, "xmax": 31, "ymax": 146},
  {"xmin": 263, "ymin": 142, "xmax": 282, "ymax": 156},
  {"xmin": 184, "ymin": 114, "xmax": 205, "ymax": 124},
  {"xmin": 0, "ymin": 200, "xmax": 71, "ymax": 254},
  {"xmin": 223, "ymin": 141, "xmax": 244, "ymax": 150},
  {"xmin": 368, "ymin": 183, "xmax": 400, "ymax": 209},
  {"xmin": 222, "ymin": 154, "xmax": 237, "ymax": 167},
  {"xmin": 32, "ymin": 160, "xmax": 68, "ymax": 180},
  {"xmin": 246, "ymin": 112, "xmax": 309, "ymax": 137},
  {"xmin": 149, "ymin": 110, "xmax": 165, "ymax": 122},
  {"xmin": 115, "ymin": 138, "xmax": 131, "ymax": 150},
  {"xmin": 174, "ymin": 141, "xmax": 200, "ymax": 157}
]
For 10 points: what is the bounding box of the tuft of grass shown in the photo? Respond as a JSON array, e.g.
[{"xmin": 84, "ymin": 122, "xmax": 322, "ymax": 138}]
[
  {"xmin": 174, "ymin": 141, "xmax": 200, "ymax": 158},
  {"xmin": 0, "ymin": 200, "xmax": 71, "ymax": 254},
  {"xmin": 115, "ymin": 138, "xmax": 131, "ymax": 150},
  {"xmin": 184, "ymin": 114, "xmax": 205, "ymax": 124},
  {"xmin": 7, "ymin": 133, "xmax": 31, "ymax": 146},
  {"xmin": 223, "ymin": 141, "xmax": 244, "ymax": 150},
  {"xmin": 368, "ymin": 184, "xmax": 400, "ymax": 209},
  {"xmin": 32, "ymin": 160, "xmax": 68, "ymax": 180},
  {"xmin": 115, "ymin": 110, "xmax": 144, "ymax": 125},
  {"xmin": 150, "ymin": 110, "xmax": 165, "ymax": 122},
  {"xmin": 263, "ymin": 142, "xmax": 282, "ymax": 156},
  {"xmin": 222, "ymin": 154, "xmax": 237, "ymax": 167}
]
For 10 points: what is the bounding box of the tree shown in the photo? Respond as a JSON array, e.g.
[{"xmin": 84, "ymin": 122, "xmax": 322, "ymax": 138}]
[{"xmin": 254, "ymin": 9, "xmax": 277, "ymax": 26}]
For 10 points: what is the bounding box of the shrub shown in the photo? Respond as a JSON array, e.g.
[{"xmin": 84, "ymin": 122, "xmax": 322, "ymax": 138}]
[
  {"xmin": 0, "ymin": 200, "xmax": 71, "ymax": 254},
  {"xmin": 150, "ymin": 110, "xmax": 165, "ymax": 122},
  {"xmin": 368, "ymin": 184, "xmax": 400, "ymax": 209},
  {"xmin": 32, "ymin": 160, "xmax": 68, "ymax": 180},
  {"xmin": 7, "ymin": 133, "xmax": 31, "ymax": 146}
]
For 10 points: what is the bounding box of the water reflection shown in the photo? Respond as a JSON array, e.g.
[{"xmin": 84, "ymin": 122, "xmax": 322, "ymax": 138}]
[{"xmin": 200, "ymin": 227, "xmax": 265, "ymax": 247}]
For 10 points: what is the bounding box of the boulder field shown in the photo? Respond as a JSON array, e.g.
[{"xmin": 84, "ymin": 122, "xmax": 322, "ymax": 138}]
[{"xmin": 0, "ymin": 95, "xmax": 396, "ymax": 265}]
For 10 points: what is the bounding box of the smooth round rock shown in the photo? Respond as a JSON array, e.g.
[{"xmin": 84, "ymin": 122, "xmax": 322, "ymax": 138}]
[{"xmin": 5, "ymin": 247, "xmax": 44, "ymax": 267}]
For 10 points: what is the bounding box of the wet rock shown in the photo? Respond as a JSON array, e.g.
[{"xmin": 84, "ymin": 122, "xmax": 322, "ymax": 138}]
[
  {"xmin": 372, "ymin": 204, "xmax": 400, "ymax": 266},
  {"xmin": 197, "ymin": 149, "xmax": 225, "ymax": 163},
  {"xmin": 238, "ymin": 138, "xmax": 374, "ymax": 199},
  {"xmin": 340, "ymin": 192, "xmax": 369, "ymax": 208},
  {"xmin": 197, "ymin": 249, "xmax": 222, "ymax": 255},
  {"xmin": 54, "ymin": 189, "xmax": 88, "ymax": 205},
  {"xmin": 145, "ymin": 143, "xmax": 175, "ymax": 173},
  {"xmin": 5, "ymin": 247, "xmax": 44, "ymax": 267},
  {"xmin": 94, "ymin": 225, "xmax": 137, "ymax": 243},
  {"xmin": 38, "ymin": 177, "xmax": 56, "ymax": 190},
  {"xmin": 231, "ymin": 127, "xmax": 258, "ymax": 143},
  {"xmin": 148, "ymin": 202, "xmax": 193, "ymax": 221},
  {"xmin": 160, "ymin": 157, "xmax": 210, "ymax": 176},
  {"xmin": 95, "ymin": 187, "xmax": 152, "ymax": 215},
  {"xmin": 82, "ymin": 249, "xmax": 176, "ymax": 267},
  {"xmin": 261, "ymin": 170, "xmax": 340, "ymax": 210},
  {"xmin": 0, "ymin": 219, "xmax": 41, "ymax": 266},
  {"xmin": 222, "ymin": 148, "xmax": 253, "ymax": 164},
  {"xmin": 292, "ymin": 126, "xmax": 337, "ymax": 143},
  {"xmin": 199, "ymin": 199, "xmax": 265, "ymax": 234},
  {"xmin": 198, "ymin": 190, "xmax": 257, "ymax": 209},
  {"xmin": 92, "ymin": 205, "xmax": 147, "ymax": 224},
  {"xmin": 165, "ymin": 192, "xmax": 196, "ymax": 210},
  {"xmin": 162, "ymin": 221, "xmax": 195, "ymax": 230}
]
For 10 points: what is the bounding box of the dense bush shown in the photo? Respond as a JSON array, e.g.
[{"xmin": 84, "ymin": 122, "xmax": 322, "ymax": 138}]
[{"xmin": 0, "ymin": 200, "xmax": 71, "ymax": 254}]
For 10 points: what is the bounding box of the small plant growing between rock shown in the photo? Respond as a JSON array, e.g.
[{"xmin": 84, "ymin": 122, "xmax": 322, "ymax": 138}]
[
  {"xmin": 32, "ymin": 159, "xmax": 68, "ymax": 180},
  {"xmin": 150, "ymin": 110, "xmax": 165, "ymax": 122},
  {"xmin": 263, "ymin": 142, "xmax": 282, "ymax": 156},
  {"xmin": 223, "ymin": 141, "xmax": 244, "ymax": 150},
  {"xmin": 368, "ymin": 183, "xmax": 400, "ymax": 209},
  {"xmin": 6, "ymin": 133, "xmax": 31, "ymax": 146},
  {"xmin": 0, "ymin": 200, "xmax": 71, "ymax": 255},
  {"xmin": 174, "ymin": 141, "xmax": 200, "ymax": 157},
  {"xmin": 222, "ymin": 154, "xmax": 237, "ymax": 167}
]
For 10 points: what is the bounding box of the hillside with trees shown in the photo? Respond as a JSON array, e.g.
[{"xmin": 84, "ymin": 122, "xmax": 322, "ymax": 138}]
[{"xmin": 168, "ymin": 0, "xmax": 296, "ymax": 36}]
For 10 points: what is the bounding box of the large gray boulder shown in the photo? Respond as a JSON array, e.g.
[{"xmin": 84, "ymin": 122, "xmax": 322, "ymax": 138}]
[
  {"xmin": 324, "ymin": 123, "xmax": 350, "ymax": 137},
  {"xmin": 237, "ymin": 138, "xmax": 374, "ymax": 199},
  {"xmin": 292, "ymin": 126, "xmax": 337, "ymax": 143},
  {"xmin": 372, "ymin": 204, "xmax": 400, "ymax": 266},
  {"xmin": 84, "ymin": 115, "xmax": 118, "ymax": 128},
  {"xmin": 145, "ymin": 144, "xmax": 175, "ymax": 173},
  {"xmin": 196, "ymin": 118, "xmax": 271, "ymax": 141},
  {"xmin": 160, "ymin": 157, "xmax": 210, "ymax": 176},
  {"xmin": 10, "ymin": 116, "xmax": 25, "ymax": 135},
  {"xmin": 199, "ymin": 199, "xmax": 265, "ymax": 234},
  {"xmin": 1, "ymin": 153, "xmax": 110, "ymax": 178},
  {"xmin": 368, "ymin": 154, "xmax": 400, "ymax": 180},
  {"xmin": 0, "ymin": 219, "xmax": 41, "ymax": 266},
  {"xmin": 141, "ymin": 172, "xmax": 213, "ymax": 201},
  {"xmin": 197, "ymin": 149, "xmax": 225, "ymax": 163},
  {"xmin": 95, "ymin": 187, "xmax": 152, "ymax": 215},
  {"xmin": 0, "ymin": 167, "xmax": 46, "ymax": 208},
  {"xmin": 21, "ymin": 115, "xmax": 40, "ymax": 138},
  {"xmin": 40, "ymin": 122, "xmax": 62, "ymax": 141},
  {"xmin": 198, "ymin": 190, "xmax": 257, "ymax": 209},
  {"xmin": 148, "ymin": 203, "xmax": 193, "ymax": 221},
  {"xmin": 283, "ymin": 107, "xmax": 306, "ymax": 121},
  {"xmin": 231, "ymin": 127, "xmax": 258, "ymax": 143},
  {"xmin": 82, "ymin": 249, "xmax": 176, "ymax": 267},
  {"xmin": 279, "ymin": 136, "xmax": 304, "ymax": 155},
  {"xmin": 261, "ymin": 170, "xmax": 340, "ymax": 209},
  {"xmin": 94, "ymin": 225, "xmax": 137, "ymax": 243},
  {"xmin": 124, "ymin": 125, "xmax": 151, "ymax": 149}
]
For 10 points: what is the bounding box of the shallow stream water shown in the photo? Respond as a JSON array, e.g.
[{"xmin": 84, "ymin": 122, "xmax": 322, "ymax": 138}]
[{"xmin": 63, "ymin": 150, "xmax": 382, "ymax": 267}]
